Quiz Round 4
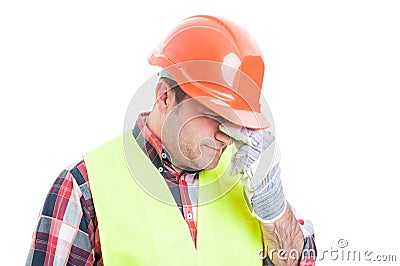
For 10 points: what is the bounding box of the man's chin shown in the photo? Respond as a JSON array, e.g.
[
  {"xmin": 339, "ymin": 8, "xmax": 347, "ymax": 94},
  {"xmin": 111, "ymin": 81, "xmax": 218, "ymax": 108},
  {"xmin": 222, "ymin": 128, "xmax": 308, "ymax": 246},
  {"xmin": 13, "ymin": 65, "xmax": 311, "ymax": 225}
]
[
  {"xmin": 180, "ymin": 148, "xmax": 225, "ymax": 171},
  {"xmin": 201, "ymin": 154, "xmax": 223, "ymax": 171}
]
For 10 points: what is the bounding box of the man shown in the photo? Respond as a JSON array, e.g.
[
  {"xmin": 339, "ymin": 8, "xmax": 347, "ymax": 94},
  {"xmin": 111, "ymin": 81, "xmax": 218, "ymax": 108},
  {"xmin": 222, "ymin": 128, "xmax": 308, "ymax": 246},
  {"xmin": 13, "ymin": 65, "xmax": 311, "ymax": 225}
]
[{"xmin": 27, "ymin": 15, "xmax": 316, "ymax": 265}]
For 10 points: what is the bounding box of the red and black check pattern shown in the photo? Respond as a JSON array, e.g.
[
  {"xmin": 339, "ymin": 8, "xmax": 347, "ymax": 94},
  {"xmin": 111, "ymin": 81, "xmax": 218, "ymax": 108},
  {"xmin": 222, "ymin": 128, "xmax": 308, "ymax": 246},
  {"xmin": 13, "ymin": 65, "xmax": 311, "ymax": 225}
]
[{"xmin": 26, "ymin": 113, "xmax": 199, "ymax": 265}]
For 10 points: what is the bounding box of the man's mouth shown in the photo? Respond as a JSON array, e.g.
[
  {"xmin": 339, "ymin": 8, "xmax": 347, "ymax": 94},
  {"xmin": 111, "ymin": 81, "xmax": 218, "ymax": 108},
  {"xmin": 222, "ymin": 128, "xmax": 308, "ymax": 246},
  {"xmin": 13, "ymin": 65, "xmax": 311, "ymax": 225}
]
[{"xmin": 204, "ymin": 145, "xmax": 225, "ymax": 154}]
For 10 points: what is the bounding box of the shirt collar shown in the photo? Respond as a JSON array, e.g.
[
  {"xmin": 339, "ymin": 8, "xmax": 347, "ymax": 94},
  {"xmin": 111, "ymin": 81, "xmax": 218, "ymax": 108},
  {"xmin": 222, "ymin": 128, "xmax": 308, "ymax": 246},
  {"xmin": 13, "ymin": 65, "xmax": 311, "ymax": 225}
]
[{"xmin": 133, "ymin": 112, "xmax": 171, "ymax": 161}]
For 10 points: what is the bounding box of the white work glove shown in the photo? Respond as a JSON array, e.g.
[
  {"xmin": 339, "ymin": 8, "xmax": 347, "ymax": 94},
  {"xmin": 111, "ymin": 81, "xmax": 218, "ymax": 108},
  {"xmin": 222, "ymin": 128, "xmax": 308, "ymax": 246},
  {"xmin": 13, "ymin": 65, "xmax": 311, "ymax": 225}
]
[{"xmin": 219, "ymin": 124, "xmax": 287, "ymax": 223}]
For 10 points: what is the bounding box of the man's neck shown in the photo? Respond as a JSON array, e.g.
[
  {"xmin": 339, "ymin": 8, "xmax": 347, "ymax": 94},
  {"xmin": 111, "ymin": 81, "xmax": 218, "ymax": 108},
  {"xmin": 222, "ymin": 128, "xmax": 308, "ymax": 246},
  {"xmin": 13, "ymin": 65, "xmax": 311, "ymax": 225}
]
[{"xmin": 145, "ymin": 111, "xmax": 188, "ymax": 174}]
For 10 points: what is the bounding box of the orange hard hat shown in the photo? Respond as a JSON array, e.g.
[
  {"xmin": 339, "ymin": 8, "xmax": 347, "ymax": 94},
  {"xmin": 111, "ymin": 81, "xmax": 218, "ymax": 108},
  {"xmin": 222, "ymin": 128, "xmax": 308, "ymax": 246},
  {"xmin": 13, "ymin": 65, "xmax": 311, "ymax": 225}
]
[{"xmin": 148, "ymin": 15, "xmax": 269, "ymax": 129}]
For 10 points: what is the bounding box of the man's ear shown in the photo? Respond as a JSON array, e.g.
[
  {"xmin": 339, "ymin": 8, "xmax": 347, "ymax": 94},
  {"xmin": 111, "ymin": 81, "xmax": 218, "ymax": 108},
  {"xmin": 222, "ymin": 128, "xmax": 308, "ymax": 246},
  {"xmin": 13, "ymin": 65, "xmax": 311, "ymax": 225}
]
[{"xmin": 154, "ymin": 79, "xmax": 175, "ymax": 114}]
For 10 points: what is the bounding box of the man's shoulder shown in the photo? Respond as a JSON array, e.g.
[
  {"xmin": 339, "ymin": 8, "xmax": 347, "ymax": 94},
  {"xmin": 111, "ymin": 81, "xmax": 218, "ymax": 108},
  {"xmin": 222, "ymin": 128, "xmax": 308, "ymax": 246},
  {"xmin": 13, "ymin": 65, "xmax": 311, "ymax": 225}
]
[
  {"xmin": 53, "ymin": 159, "xmax": 95, "ymax": 214},
  {"xmin": 62, "ymin": 159, "xmax": 89, "ymax": 185},
  {"xmin": 54, "ymin": 159, "xmax": 92, "ymax": 202}
]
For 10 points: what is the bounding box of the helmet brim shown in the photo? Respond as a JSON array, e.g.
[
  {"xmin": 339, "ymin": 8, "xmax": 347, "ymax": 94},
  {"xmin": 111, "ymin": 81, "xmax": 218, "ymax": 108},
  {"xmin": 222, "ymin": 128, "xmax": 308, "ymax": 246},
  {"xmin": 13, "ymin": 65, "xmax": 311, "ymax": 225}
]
[{"xmin": 179, "ymin": 81, "xmax": 270, "ymax": 129}]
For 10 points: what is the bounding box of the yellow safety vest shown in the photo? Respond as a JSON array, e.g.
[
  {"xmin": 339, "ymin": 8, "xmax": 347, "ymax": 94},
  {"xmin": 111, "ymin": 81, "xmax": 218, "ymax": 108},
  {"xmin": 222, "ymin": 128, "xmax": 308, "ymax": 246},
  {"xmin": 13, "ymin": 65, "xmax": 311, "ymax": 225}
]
[{"xmin": 84, "ymin": 132, "xmax": 263, "ymax": 265}]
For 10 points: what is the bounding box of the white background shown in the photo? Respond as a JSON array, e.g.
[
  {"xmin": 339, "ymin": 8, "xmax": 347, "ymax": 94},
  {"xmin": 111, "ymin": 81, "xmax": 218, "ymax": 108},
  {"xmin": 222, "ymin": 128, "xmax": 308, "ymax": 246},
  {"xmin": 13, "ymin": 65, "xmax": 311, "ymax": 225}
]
[{"xmin": 1, "ymin": 0, "xmax": 399, "ymax": 265}]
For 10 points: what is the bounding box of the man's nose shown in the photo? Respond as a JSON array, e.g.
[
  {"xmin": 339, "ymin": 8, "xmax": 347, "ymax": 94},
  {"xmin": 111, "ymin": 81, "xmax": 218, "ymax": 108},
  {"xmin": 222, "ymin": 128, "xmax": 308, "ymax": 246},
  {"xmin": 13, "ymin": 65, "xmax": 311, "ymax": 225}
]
[{"xmin": 215, "ymin": 130, "xmax": 233, "ymax": 145}]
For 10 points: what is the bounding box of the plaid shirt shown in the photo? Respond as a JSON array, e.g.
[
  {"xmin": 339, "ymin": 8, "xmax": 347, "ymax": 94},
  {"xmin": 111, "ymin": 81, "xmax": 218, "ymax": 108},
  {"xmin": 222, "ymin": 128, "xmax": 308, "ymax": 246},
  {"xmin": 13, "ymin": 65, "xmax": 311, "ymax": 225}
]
[{"xmin": 26, "ymin": 112, "xmax": 316, "ymax": 265}]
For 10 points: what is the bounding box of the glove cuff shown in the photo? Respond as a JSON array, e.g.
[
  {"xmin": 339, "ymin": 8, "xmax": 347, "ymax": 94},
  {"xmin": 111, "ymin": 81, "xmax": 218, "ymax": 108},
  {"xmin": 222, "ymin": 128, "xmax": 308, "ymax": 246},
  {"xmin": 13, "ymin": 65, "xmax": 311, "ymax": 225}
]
[{"xmin": 251, "ymin": 165, "xmax": 286, "ymax": 223}]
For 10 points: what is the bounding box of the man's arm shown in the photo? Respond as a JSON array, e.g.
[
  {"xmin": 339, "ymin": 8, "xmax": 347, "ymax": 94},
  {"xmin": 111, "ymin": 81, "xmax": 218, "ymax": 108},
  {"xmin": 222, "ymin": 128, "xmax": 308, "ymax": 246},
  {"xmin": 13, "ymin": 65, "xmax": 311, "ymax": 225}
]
[
  {"xmin": 251, "ymin": 164, "xmax": 316, "ymax": 266},
  {"xmin": 26, "ymin": 160, "xmax": 100, "ymax": 265},
  {"xmin": 260, "ymin": 203, "xmax": 304, "ymax": 265},
  {"xmin": 219, "ymin": 124, "xmax": 316, "ymax": 265},
  {"xmin": 250, "ymin": 164, "xmax": 316, "ymax": 266}
]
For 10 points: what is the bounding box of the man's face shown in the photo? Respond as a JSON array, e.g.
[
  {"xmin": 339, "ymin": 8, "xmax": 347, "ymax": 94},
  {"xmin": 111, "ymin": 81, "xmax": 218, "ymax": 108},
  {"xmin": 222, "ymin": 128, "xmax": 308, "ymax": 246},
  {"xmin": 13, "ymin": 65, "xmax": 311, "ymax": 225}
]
[{"xmin": 161, "ymin": 96, "xmax": 232, "ymax": 171}]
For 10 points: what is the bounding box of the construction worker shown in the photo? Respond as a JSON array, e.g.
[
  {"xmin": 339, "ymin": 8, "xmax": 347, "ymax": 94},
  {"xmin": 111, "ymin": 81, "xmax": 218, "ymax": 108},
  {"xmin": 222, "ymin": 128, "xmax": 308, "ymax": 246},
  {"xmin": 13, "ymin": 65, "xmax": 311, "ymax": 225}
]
[{"xmin": 26, "ymin": 15, "xmax": 316, "ymax": 265}]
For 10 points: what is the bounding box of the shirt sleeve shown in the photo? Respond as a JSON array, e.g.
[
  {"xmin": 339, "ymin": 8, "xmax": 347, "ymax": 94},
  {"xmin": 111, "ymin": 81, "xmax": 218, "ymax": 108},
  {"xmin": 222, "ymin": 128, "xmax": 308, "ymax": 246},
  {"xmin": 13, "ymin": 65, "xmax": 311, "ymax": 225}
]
[
  {"xmin": 293, "ymin": 207, "xmax": 317, "ymax": 266},
  {"xmin": 25, "ymin": 160, "xmax": 102, "ymax": 266}
]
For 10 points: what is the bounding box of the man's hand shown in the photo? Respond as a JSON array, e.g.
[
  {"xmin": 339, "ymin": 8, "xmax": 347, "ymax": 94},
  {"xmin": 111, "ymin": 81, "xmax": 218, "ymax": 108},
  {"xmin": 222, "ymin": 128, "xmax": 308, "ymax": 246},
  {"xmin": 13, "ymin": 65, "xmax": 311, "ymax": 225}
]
[{"xmin": 219, "ymin": 124, "xmax": 285, "ymax": 222}]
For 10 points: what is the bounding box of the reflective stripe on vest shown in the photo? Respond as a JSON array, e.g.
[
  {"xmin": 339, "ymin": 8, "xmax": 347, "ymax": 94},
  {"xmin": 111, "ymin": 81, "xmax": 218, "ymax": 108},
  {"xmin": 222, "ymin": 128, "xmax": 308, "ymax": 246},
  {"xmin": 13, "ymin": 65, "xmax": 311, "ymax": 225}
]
[{"xmin": 84, "ymin": 132, "xmax": 263, "ymax": 265}]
